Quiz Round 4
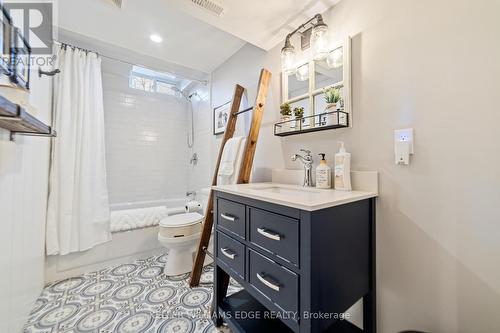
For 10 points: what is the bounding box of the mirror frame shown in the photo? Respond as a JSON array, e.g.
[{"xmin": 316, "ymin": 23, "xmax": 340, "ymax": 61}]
[{"xmin": 281, "ymin": 37, "xmax": 351, "ymax": 127}]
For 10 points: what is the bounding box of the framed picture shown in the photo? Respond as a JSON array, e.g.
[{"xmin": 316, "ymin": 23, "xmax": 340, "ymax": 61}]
[
  {"xmin": 213, "ymin": 101, "xmax": 231, "ymax": 135},
  {"xmin": 0, "ymin": 5, "xmax": 12, "ymax": 74},
  {"xmin": 10, "ymin": 27, "xmax": 30, "ymax": 90}
]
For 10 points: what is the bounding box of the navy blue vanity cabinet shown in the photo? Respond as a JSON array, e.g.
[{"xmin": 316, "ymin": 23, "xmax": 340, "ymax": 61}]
[{"xmin": 213, "ymin": 190, "xmax": 377, "ymax": 333}]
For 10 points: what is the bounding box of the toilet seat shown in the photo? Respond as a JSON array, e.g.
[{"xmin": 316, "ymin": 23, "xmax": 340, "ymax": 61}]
[
  {"xmin": 159, "ymin": 212, "xmax": 204, "ymax": 239},
  {"xmin": 160, "ymin": 212, "xmax": 203, "ymax": 227}
]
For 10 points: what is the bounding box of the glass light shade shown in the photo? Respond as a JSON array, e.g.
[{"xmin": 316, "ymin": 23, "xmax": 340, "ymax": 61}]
[
  {"xmin": 327, "ymin": 47, "xmax": 343, "ymax": 69},
  {"xmin": 295, "ymin": 63, "xmax": 309, "ymax": 81},
  {"xmin": 310, "ymin": 24, "xmax": 329, "ymax": 61},
  {"xmin": 281, "ymin": 45, "xmax": 296, "ymax": 74}
]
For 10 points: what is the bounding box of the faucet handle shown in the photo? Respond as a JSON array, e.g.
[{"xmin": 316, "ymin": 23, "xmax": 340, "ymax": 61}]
[{"xmin": 300, "ymin": 149, "xmax": 312, "ymax": 155}]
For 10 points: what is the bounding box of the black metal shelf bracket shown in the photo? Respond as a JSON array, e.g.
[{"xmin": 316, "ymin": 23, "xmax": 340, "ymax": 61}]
[
  {"xmin": 274, "ymin": 110, "xmax": 349, "ymax": 137},
  {"xmin": 9, "ymin": 128, "xmax": 57, "ymax": 142},
  {"xmin": 0, "ymin": 95, "xmax": 57, "ymax": 142}
]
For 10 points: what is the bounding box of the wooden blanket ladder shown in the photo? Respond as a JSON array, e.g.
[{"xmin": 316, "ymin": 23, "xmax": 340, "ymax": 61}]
[{"xmin": 189, "ymin": 68, "xmax": 271, "ymax": 287}]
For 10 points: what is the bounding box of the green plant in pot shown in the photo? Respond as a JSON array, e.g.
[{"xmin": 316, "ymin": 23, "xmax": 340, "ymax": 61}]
[
  {"xmin": 280, "ymin": 102, "xmax": 292, "ymax": 132},
  {"xmin": 280, "ymin": 103, "xmax": 292, "ymax": 119},
  {"xmin": 293, "ymin": 107, "xmax": 305, "ymax": 130},
  {"xmin": 324, "ymin": 87, "xmax": 342, "ymax": 111},
  {"xmin": 322, "ymin": 87, "xmax": 343, "ymax": 126}
]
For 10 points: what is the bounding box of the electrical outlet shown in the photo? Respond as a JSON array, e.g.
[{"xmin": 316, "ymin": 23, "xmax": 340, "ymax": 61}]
[{"xmin": 394, "ymin": 128, "xmax": 414, "ymax": 154}]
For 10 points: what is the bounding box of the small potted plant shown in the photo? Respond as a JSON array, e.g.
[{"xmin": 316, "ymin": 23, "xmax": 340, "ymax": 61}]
[
  {"xmin": 280, "ymin": 103, "xmax": 292, "ymax": 132},
  {"xmin": 293, "ymin": 106, "xmax": 304, "ymax": 131},
  {"xmin": 322, "ymin": 87, "xmax": 342, "ymax": 126}
]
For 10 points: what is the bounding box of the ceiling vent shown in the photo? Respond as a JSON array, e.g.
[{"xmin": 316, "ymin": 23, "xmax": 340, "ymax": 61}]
[
  {"xmin": 108, "ymin": 0, "xmax": 123, "ymax": 8},
  {"xmin": 190, "ymin": 0, "xmax": 225, "ymax": 17}
]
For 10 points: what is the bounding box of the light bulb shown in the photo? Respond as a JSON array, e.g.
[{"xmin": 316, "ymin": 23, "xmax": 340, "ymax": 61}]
[
  {"xmin": 310, "ymin": 21, "xmax": 329, "ymax": 61},
  {"xmin": 281, "ymin": 39, "xmax": 296, "ymax": 74},
  {"xmin": 295, "ymin": 63, "xmax": 309, "ymax": 81},
  {"xmin": 327, "ymin": 47, "xmax": 343, "ymax": 68},
  {"xmin": 150, "ymin": 34, "xmax": 163, "ymax": 43}
]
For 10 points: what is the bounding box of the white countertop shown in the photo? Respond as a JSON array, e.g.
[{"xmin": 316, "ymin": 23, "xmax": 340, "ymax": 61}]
[{"xmin": 212, "ymin": 183, "xmax": 378, "ymax": 211}]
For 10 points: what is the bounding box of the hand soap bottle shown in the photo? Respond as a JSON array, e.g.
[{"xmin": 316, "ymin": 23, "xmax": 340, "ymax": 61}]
[
  {"xmin": 334, "ymin": 142, "xmax": 352, "ymax": 191},
  {"xmin": 316, "ymin": 153, "xmax": 331, "ymax": 189}
]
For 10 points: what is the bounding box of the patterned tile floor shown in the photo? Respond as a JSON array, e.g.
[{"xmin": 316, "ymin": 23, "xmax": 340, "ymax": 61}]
[{"xmin": 23, "ymin": 254, "xmax": 240, "ymax": 333}]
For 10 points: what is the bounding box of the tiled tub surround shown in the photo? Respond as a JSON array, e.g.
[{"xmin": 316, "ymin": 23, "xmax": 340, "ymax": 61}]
[
  {"xmin": 26, "ymin": 254, "xmax": 240, "ymax": 333},
  {"xmin": 102, "ymin": 59, "xmax": 190, "ymax": 205}
]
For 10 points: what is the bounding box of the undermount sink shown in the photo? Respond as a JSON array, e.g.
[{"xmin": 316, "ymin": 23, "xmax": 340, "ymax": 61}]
[{"xmin": 250, "ymin": 185, "xmax": 321, "ymax": 195}]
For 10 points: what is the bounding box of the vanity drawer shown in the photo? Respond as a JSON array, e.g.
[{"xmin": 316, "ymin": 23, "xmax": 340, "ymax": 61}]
[
  {"xmin": 249, "ymin": 207, "xmax": 299, "ymax": 265},
  {"xmin": 217, "ymin": 198, "xmax": 246, "ymax": 239},
  {"xmin": 217, "ymin": 232, "xmax": 245, "ymax": 279},
  {"xmin": 248, "ymin": 249, "xmax": 298, "ymax": 314}
]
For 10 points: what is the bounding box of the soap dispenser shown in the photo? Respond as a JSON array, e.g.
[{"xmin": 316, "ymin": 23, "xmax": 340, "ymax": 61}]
[
  {"xmin": 316, "ymin": 153, "xmax": 332, "ymax": 189},
  {"xmin": 334, "ymin": 142, "xmax": 352, "ymax": 191}
]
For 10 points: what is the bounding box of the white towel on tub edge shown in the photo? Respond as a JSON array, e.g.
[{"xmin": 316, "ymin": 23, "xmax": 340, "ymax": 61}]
[{"xmin": 110, "ymin": 206, "xmax": 168, "ymax": 233}]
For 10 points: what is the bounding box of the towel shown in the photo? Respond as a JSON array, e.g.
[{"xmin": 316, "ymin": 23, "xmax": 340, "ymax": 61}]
[
  {"xmin": 218, "ymin": 137, "xmax": 247, "ymax": 185},
  {"xmin": 218, "ymin": 136, "xmax": 244, "ymax": 176},
  {"xmin": 110, "ymin": 206, "xmax": 168, "ymax": 232}
]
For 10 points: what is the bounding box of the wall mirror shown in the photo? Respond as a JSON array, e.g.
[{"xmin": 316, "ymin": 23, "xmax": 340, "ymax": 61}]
[
  {"xmin": 286, "ymin": 62, "xmax": 309, "ymax": 100},
  {"xmin": 281, "ymin": 37, "xmax": 351, "ymax": 131}
]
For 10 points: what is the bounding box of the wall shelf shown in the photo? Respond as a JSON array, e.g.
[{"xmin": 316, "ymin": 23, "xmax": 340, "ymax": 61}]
[
  {"xmin": 0, "ymin": 95, "xmax": 56, "ymax": 141},
  {"xmin": 274, "ymin": 110, "xmax": 348, "ymax": 137}
]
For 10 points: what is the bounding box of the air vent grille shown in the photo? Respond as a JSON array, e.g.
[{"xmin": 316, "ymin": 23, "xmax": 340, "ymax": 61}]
[
  {"xmin": 191, "ymin": 0, "xmax": 225, "ymax": 17},
  {"xmin": 109, "ymin": 0, "xmax": 123, "ymax": 8}
]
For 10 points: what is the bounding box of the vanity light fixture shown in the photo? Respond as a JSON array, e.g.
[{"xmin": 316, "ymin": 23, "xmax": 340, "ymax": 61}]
[
  {"xmin": 281, "ymin": 37, "xmax": 296, "ymax": 74},
  {"xmin": 280, "ymin": 14, "xmax": 332, "ymax": 73},
  {"xmin": 310, "ymin": 15, "xmax": 329, "ymax": 60},
  {"xmin": 295, "ymin": 63, "xmax": 309, "ymax": 81},
  {"xmin": 150, "ymin": 34, "xmax": 163, "ymax": 43},
  {"xmin": 327, "ymin": 47, "xmax": 343, "ymax": 69}
]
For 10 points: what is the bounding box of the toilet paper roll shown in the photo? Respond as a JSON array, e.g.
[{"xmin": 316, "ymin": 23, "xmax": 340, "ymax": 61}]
[
  {"xmin": 185, "ymin": 201, "xmax": 202, "ymax": 213},
  {"xmin": 167, "ymin": 206, "xmax": 185, "ymax": 216}
]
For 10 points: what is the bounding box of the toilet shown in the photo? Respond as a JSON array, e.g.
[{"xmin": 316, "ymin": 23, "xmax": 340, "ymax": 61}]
[{"xmin": 158, "ymin": 188, "xmax": 213, "ymax": 276}]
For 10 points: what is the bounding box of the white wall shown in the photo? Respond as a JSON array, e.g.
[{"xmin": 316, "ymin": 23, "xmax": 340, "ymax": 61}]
[
  {"xmin": 210, "ymin": 0, "xmax": 500, "ymax": 332},
  {"xmin": 0, "ymin": 73, "xmax": 52, "ymax": 331},
  {"xmin": 102, "ymin": 58, "xmax": 189, "ymax": 204}
]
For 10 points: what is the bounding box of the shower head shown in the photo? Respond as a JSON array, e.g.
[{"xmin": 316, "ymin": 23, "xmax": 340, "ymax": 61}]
[{"xmin": 172, "ymin": 87, "xmax": 199, "ymax": 101}]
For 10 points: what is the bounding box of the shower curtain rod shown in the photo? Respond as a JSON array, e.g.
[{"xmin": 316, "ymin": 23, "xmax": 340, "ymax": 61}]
[{"xmin": 53, "ymin": 40, "xmax": 209, "ymax": 85}]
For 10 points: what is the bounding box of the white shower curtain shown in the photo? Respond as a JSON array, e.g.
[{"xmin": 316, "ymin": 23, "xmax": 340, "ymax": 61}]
[{"xmin": 46, "ymin": 46, "xmax": 111, "ymax": 255}]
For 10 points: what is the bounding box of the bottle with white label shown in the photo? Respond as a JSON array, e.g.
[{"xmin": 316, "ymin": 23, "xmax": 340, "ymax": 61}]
[
  {"xmin": 334, "ymin": 142, "xmax": 352, "ymax": 191},
  {"xmin": 316, "ymin": 153, "xmax": 331, "ymax": 189}
]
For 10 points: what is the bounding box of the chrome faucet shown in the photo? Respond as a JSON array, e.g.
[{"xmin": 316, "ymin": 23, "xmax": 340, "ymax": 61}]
[
  {"xmin": 190, "ymin": 153, "xmax": 198, "ymax": 165},
  {"xmin": 291, "ymin": 149, "xmax": 314, "ymax": 187}
]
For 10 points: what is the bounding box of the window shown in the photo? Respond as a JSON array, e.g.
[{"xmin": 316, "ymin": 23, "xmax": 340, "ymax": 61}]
[
  {"xmin": 156, "ymin": 80, "xmax": 176, "ymax": 96},
  {"xmin": 281, "ymin": 38, "xmax": 351, "ymax": 125},
  {"xmin": 130, "ymin": 74, "xmax": 155, "ymax": 92},
  {"xmin": 129, "ymin": 66, "xmax": 188, "ymax": 96}
]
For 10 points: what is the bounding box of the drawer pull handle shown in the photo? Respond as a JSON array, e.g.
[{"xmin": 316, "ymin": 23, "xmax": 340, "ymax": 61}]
[
  {"xmin": 256, "ymin": 273, "xmax": 280, "ymax": 292},
  {"xmin": 220, "ymin": 213, "xmax": 236, "ymax": 222},
  {"xmin": 257, "ymin": 228, "xmax": 281, "ymax": 241},
  {"xmin": 220, "ymin": 247, "xmax": 236, "ymax": 260}
]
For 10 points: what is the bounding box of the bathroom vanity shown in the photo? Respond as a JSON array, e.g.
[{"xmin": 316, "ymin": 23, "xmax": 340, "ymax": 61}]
[{"xmin": 212, "ymin": 183, "xmax": 377, "ymax": 333}]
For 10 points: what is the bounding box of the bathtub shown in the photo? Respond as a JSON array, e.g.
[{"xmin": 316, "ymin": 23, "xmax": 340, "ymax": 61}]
[
  {"xmin": 109, "ymin": 198, "xmax": 186, "ymax": 233},
  {"xmin": 45, "ymin": 197, "xmax": 192, "ymax": 283}
]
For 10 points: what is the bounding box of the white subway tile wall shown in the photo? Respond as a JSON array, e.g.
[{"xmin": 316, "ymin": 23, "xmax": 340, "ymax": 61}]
[
  {"xmin": 187, "ymin": 88, "xmax": 212, "ymax": 192},
  {"xmin": 102, "ymin": 60, "xmax": 189, "ymax": 204}
]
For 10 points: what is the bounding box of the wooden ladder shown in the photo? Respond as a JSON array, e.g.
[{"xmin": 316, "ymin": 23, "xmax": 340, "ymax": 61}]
[{"xmin": 189, "ymin": 68, "xmax": 271, "ymax": 287}]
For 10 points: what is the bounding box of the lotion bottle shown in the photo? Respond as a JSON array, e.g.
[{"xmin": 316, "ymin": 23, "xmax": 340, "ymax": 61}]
[
  {"xmin": 316, "ymin": 153, "xmax": 332, "ymax": 189},
  {"xmin": 334, "ymin": 142, "xmax": 352, "ymax": 191}
]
